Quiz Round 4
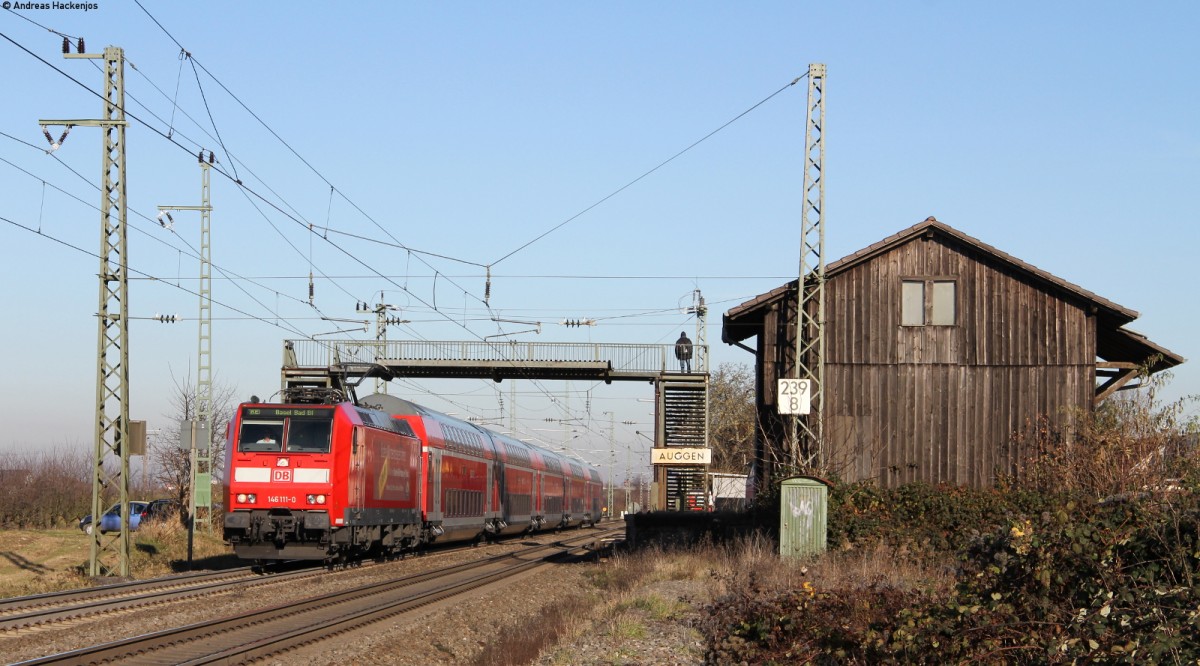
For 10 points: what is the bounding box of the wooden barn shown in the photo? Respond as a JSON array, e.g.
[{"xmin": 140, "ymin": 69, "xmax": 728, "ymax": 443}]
[{"xmin": 722, "ymin": 217, "xmax": 1184, "ymax": 488}]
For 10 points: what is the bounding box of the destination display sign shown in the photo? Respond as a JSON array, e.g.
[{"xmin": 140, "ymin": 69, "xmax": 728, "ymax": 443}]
[
  {"xmin": 241, "ymin": 406, "xmax": 334, "ymax": 419},
  {"xmin": 651, "ymin": 447, "xmax": 712, "ymax": 465}
]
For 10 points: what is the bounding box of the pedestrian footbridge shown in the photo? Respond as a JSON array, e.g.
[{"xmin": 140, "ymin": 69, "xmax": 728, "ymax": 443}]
[
  {"xmin": 281, "ymin": 338, "xmax": 708, "ymax": 384},
  {"xmin": 279, "ymin": 339, "xmax": 710, "ymax": 458}
]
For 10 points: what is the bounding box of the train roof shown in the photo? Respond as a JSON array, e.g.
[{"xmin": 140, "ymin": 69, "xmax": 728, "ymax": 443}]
[{"xmin": 359, "ymin": 393, "xmax": 600, "ymax": 476}]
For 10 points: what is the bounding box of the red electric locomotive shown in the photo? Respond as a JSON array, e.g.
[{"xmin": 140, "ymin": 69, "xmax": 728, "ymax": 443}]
[{"xmin": 222, "ymin": 393, "xmax": 604, "ymax": 560}]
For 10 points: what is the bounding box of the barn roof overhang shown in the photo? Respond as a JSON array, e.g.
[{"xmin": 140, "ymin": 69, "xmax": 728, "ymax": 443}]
[
  {"xmin": 1097, "ymin": 326, "xmax": 1184, "ymax": 374},
  {"xmin": 722, "ymin": 217, "xmax": 1184, "ymax": 374}
]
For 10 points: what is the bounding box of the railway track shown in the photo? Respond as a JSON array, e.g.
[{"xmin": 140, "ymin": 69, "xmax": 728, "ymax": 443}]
[
  {"xmin": 0, "ymin": 564, "xmax": 326, "ymax": 632},
  {"xmin": 19, "ymin": 527, "xmax": 621, "ymax": 664},
  {"xmin": 0, "ymin": 528, "xmax": 570, "ymax": 634}
]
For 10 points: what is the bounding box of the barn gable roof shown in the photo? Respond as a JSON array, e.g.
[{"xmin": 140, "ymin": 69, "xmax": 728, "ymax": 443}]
[{"xmin": 723, "ymin": 217, "xmax": 1184, "ymax": 373}]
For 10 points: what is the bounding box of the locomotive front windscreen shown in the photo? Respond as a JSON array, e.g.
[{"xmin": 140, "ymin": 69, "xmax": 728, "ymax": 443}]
[{"xmin": 237, "ymin": 406, "xmax": 334, "ymax": 454}]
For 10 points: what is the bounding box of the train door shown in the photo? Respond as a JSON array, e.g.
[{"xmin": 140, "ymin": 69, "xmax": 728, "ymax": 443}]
[
  {"xmin": 349, "ymin": 426, "xmax": 367, "ymax": 516},
  {"xmin": 427, "ymin": 448, "xmax": 442, "ymax": 521},
  {"xmin": 486, "ymin": 461, "xmax": 495, "ymax": 519},
  {"xmin": 493, "ymin": 460, "xmax": 505, "ymax": 522}
]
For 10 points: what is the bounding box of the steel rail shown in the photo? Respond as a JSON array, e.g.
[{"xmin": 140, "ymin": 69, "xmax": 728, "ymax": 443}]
[
  {"xmin": 20, "ymin": 528, "xmax": 619, "ymax": 665},
  {"xmin": 0, "ymin": 565, "xmax": 261, "ymax": 614},
  {"xmin": 0, "ymin": 564, "xmax": 323, "ymax": 632}
]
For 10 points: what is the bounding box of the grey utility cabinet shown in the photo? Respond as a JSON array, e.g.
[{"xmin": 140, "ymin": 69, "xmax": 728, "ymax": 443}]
[{"xmin": 779, "ymin": 476, "xmax": 830, "ymax": 559}]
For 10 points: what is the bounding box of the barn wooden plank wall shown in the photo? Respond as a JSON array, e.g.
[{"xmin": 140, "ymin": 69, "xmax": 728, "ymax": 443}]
[
  {"xmin": 728, "ymin": 220, "xmax": 1182, "ymax": 491},
  {"xmin": 755, "ymin": 235, "xmax": 1094, "ymax": 488}
]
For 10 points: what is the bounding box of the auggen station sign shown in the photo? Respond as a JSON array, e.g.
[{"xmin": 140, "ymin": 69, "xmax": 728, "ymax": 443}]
[{"xmin": 651, "ymin": 448, "xmax": 711, "ymax": 465}]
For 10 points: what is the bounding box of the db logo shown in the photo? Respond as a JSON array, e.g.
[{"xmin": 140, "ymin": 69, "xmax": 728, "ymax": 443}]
[{"xmin": 272, "ymin": 469, "xmax": 293, "ymax": 483}]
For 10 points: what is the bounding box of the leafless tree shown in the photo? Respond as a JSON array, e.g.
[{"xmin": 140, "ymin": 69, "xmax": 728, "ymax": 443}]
[
  {"xmin": 709, "ymin": 362, "xmax": 757, "ymax": 474},
  {"xmin": 151, "ymin": 368, "xmax": 239, "ymax": 521}
]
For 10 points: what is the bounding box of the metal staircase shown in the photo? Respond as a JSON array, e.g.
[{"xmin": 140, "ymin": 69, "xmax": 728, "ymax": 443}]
[{"xmin": 660, "ymin": 376, "xmax": 708, "ymax": 448}]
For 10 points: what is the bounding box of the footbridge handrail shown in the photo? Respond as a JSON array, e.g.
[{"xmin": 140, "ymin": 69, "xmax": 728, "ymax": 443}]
[{"xmin": 284, "ymin": 339, "xmax": 707, "ymax": 376}]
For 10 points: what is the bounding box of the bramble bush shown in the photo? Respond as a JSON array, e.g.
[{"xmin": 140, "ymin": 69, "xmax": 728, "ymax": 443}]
[
  {"xmin": 701, "ymin": 375, "xmax": 1199, "ymax": 664},
  {"xmin": 702, "ymin": 479, "xmax": 1200, "ymax": 664}
]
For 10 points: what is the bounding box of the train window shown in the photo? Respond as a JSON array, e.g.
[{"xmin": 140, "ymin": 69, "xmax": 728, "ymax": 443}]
[
  {"xmin": 239, "ymin": 421, "xmax": 284, "ymax": 452},
  {"xmin": 287, "ymin": 418, "xmax": 332, "ymax": 453}
]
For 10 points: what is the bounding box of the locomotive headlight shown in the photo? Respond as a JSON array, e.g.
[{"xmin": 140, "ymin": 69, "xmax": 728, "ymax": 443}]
[
  {"xmin": 236, "ymin": 493, "xmax": 247, "ymax": 503},
  {"xmin": 317, "ymin": 494, "xmax": 326, "ymax": 504},
  {"xmin": 306, "ymin": 494, "xmax": 327, "ymax": 505},
  {"xmin": 247, "ymin": 494, "xmax": 257, "ymax": 504}
]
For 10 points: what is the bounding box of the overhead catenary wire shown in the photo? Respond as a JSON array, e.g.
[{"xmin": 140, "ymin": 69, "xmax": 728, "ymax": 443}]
[
  {"xmin": 0, "ymin": 31, "xmax": 407, "ymax": 316},
  {"xmin": 0, "ymin": 213, "xmax": 311, "ymax": 339},
  {"xmin": 489, "ymin": 74, "xmax": 808, "ymax": 267},
  {"xmin": 0, "ymin": 31, "xmax": 515, "ymax": 423},
  {"xmin": 0, "ymin": 137, "xmax": 324, "ymax": 321},
  {"xmin": 2, "ymin": 22, "xmax": 727, "ymax": 438},
  {"xmin": 44, "ymin": 21, "xmax": 483, "ymax": 309},
  {"xmin": 130, "ymin": 0, "xmax": 489, "ymax": 304},
  {"xmin": 3, "ymin": 61, "xmax": 480, "ymax": 434}
]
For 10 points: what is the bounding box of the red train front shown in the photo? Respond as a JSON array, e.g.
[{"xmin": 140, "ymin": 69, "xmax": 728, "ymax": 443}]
[{"xmin": 223, "ymin": 396, "xmax": 604, "ymax": 561}]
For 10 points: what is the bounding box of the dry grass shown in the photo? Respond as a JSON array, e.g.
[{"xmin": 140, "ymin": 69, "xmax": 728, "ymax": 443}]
[
  {"xmin": 0, "ymin": 519, "xmax": 235, "ymax": 599},
  {"xmin": 127, "ymin": 515, "xmax": 236, "ymax": 577},
  {"xmin": 805, "ymin": 541, "xmax": 956, "ymax": 597},
  {"xmin": 469, "ymin": 588, "xmax": 597, "ymax": 666},
  {"xmin": 506, "ymin": 536, "xmax": 956, "ymax": 666},
  {"xmin": 0, "ymin": 529, "xmax": 92, "ymax": 597}
]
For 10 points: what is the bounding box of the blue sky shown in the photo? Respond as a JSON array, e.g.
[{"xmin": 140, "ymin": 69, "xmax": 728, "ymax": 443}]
[{"xmin": 1, "ymin": 2, "xmax": 1196, "ymax": 477}]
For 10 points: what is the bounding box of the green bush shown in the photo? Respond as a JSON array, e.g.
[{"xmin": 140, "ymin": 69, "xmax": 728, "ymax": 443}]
[
  {"xmin": 827, "ymin": 481, "xmax": 1055, "ymax": 555},
  {"xmin": 700, "ymin": 480, "xmax": 1200, "ymax": 664}
]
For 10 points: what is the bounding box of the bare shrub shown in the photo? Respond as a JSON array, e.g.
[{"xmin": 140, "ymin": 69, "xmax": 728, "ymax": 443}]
[
  {"xmin": 1014, "ymin": 372, "xmax": 1198, "ymax": 497},
  {"xmin": 0, "ymin": 445, "xmax": 92, "ymax": 528}
]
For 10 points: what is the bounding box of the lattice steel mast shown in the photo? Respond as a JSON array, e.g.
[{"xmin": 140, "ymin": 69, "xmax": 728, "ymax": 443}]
[
  {"xmin": 158, "ymin": 151, "xmax": 215, "ymax": 532},
  {"xmin": 357, "ymin": 293, "xmax": 407, "ymax": 395},
  {"xmin": 792, "ymin": 63, "xmax": 826, "ymax": 470},
  {"xmin": 688, "ymin": 289, "xmax": 708, "ymax": 373},
  {"xmin": 41, "ymin": 45, "xmax": 131, "ymax": 576}
]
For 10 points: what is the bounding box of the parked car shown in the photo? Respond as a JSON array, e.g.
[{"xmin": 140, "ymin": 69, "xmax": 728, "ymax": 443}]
[{"xmin": 78, "ymin": 499, "xmax": 180, "ymax": 535}]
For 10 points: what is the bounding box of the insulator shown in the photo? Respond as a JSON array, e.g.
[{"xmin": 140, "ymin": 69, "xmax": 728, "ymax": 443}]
[
  {"xmin": 42, "ymin": 126, "xmax": 54, "ymax": 144},
  {"xmin": 198, "ymin": 149, "xmax": 204, "ymax": 163},
  {"xmin": 57, "ymin": 127, "xmax": 69, "ymax": 146},
  {"xmin": 62, "ymin": 37, "xmax": 69, "ymax": 54},
  {"xmin": 208, "ymin": 151, "xmax": 215, "ymax": 164},
  {"xmin": 77, "ymin": 37, "xmax": 84, "ymax": 54}
]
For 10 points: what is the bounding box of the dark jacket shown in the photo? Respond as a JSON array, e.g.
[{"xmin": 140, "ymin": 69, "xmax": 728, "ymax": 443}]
[{"xmin": 675, "ymin": 334, "xmax": 693, "ymax": 360}]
